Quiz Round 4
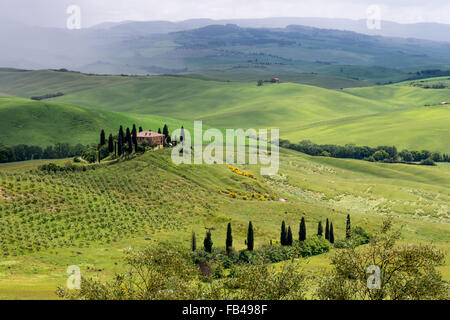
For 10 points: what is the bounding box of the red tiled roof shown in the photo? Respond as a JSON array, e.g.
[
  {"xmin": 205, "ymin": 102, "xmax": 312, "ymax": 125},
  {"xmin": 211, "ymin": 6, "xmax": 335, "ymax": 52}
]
[{"xmin": 137, "ymin": 131, "xmax": 165, "ymax": 138}]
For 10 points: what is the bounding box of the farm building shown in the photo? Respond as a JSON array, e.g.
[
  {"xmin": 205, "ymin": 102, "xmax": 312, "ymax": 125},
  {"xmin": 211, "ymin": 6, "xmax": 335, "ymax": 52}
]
[
  {"xmin": 272, "ymin": 78, "xmax": 281, "ymax": 83},
  {"xmin": 137, "ymin": 131, "xmax": 165, "ymax": 146}
]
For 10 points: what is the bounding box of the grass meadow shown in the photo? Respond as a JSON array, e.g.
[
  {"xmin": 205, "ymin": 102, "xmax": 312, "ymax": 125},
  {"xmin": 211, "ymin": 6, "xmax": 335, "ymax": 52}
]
[{"xmin": 0, "ymin": 148, "xmax": 448, "ymax": 299}]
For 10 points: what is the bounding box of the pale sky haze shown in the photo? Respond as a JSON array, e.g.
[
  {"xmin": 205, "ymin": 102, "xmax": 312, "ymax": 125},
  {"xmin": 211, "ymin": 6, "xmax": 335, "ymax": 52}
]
[{"xmin": 1, "ymin": 0, "xmax": 449, "ymax": 28}]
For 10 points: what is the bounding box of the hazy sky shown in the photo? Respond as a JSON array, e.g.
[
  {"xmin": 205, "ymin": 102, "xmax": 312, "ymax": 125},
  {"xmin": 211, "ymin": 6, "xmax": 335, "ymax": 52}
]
[{"xmin": 2, "ymin": 0, "xmax": 450, "ymax": 28}]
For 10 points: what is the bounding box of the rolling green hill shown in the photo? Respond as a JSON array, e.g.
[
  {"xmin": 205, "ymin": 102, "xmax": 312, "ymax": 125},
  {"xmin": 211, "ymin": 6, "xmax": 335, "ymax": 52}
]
[
  {"xmin": 0, "ymin": 69, "xmax": 135, "ymax": 98},
  {"xmin": 0, "ymin": 97, "xmax": 187, "ymax": 147},
  {"xmin": 0, "ymin": 148, "xmax": 448, "ymax": 298},
  {"xmin": 1, "ymin": 69, "xmax": 449, "ymax": 151},
  {"xmin": 51, "ymin": 76, "xmax": 449, "ymax": 152}
]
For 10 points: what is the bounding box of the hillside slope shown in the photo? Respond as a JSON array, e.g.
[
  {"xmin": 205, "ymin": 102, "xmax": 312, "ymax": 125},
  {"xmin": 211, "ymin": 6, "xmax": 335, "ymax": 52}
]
[
  {"xmin": 0, "ymin": 97, "xmax": 186, "ymax": 147},
  {"xmin": 1, "ymin": 69, "xmax": 449, "ymax": 151},
  {"xmin": 0, "ymin": 148, "xmax": 448, "ymax": 298},
  {"xmin": 51, "ymin": 75, "xmax": 450, "ymax": 151}
]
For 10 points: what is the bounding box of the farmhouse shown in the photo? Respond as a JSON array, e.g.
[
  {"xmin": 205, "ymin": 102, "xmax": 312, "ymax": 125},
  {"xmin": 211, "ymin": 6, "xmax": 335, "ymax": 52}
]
[
  {"xmin": 137, "ymin": 131, "xmax": 165, "ymax": 146},
  {"xmin": 272, "ymin": 78, "xmax": 281, "ymax": 83}
]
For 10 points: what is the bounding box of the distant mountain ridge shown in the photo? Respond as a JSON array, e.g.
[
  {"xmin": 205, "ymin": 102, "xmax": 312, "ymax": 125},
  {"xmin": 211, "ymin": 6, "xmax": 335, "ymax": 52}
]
[
  {"xmin": 1, "ymin": 18, "xmax": 450, "ymax": 77},
  {"xmin": 92, "ymin": 17, "xmax": 450, "ymax": 43}
]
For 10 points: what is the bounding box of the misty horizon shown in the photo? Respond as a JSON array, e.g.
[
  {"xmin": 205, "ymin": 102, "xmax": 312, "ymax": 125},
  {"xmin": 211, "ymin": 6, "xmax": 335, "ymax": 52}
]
[{"xmin": 1, "ymin": 0, "xmax": 450, "ymax": 29}]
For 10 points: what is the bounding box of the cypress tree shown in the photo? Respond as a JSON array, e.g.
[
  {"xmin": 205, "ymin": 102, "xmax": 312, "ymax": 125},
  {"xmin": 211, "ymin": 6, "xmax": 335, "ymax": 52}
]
[
  {"xmin": 247, "ymin": 221, "xmax": 254, "ymax": 251},
  {"xmin": 108, "ymin": 134, "xmax": 114, "ymax": 153},
  {"xmin": 325, "ymin": 218, "xmax": 330, "ymax": 240},
  {"xmin": 132, "ymin": 125, "xmax": 138, "ymax": 152},
  {"xmin": 139, "ymin": 126, "xmax": 143, "ymax": 133},
  {"xmin": 317, "ymin": 221, "xmax": 323, "ymax": 237},
  {"xmin": 125, "ymin": 127, "xmax": 131, "ymax": 143},
  {"xmin": 191, "ymin": 232, "xmax": 197, "ymax": 251},
  {"xmin": 287, "ymin": 226, "xmax": 293, "ymax": 246},
  {"xmin": 163, "ymin": 124, "xmax": 169, "ymax": 141},
  {"xmin": 132, "ymin": 124, "xmax": 137, "ymax": 143},
  {"xmin": 299, "ymin": 217, "xmax": 306, "ymax": 242},
  {"xmin": 204, "ymin": 231, "xmax": 213, "ymax": 253},
  {"xmin": 180, "ymin": 126, "xmax": 185, "ymax": 142},
  {"xmin": 226, "ymin": 223, "xmax": 233, "ymax": 254},
  {"xmin": 126, "ymin": 128, "xmax": 132, "ymax": 153},
  {"xmin": 118, "ymin": 126, "xmax": 124, "ymax": 156},
  {"xmin": 158, "ymin": 128, "xmax": 162, "ymax": 134},
  {"xmin": 281, "ymin": 221, "xmax": 287, "ymax": 246},
  {"xmin": 100, "ymin": 129, "xmax": 106, "ymax": 146},
  {"xmin": 346, "ymin": 214, "xmax": 352, "ymax": 239},
  {"xmin": 330, "ymin": 223, "xmax": 335, "ymax": 244}
]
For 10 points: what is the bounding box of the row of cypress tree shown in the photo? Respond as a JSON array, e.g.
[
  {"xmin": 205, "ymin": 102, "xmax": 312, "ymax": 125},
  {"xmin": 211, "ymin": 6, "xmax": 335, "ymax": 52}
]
[
  {"xmin": 99, "ymin": 124, "xmax": 171, "ymax": 157},
  {"xmin": 193, "ymin": 215, "xmax": 352, "ymax": 253},
  {"xmin": 193, "ymin": 221, "xmax": 255, "ymax": 253}
]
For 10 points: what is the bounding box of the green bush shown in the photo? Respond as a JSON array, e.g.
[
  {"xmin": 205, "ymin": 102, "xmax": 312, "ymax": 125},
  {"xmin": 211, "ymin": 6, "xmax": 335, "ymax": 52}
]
[
  {"xmin": 296, "ymin": 236, "xmax": 331, "ymax": 257},
  {"xmin": 82, "ymin": 148, "xmax": 97, "ymax": 163},
  {"xmin": 190, "ymin": 248, "xmax": 212, "ymax": 264},
  {"xmin": 258, "ymin": 245, "xmax": 293, "ymax": 263},
  {"xmin": 238, "ymin": 249, "xmax": 264, "ymax": 264},
  {"xmin": 334, "ymin": 226, "xmax": 372, "ymax": 248},
  {"xmin": 372, "ymin": 150, "xmax": 390, "ymax": 161},
  {"xmin": 99, "ymin": 144, "xmax": 110, "ymax": 160},
  {"xmin": 353, "ymin": 226, "xmax": 372, "ymax": 245},
  {"xmin": 420, "ymin": 158, "xmax": 436, "ymax": 166}
]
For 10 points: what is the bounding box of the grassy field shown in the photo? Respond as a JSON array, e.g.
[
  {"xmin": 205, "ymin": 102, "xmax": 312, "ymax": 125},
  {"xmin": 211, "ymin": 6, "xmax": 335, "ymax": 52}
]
[
  {"xmin": 0, "ymin": 148, "xmax": 448, "ymax": 299},
  {"xmin": 53, "ymin": 76, "xmax": 450, "ymax": 152},
  {"xmin": 0, "ymin": 68, "xmax": 449, "ymax": 299},
  {"xmin": 196, "ymin": 70, "xmax": 372, "ymax": 89},
  {"xmin": 0, "ymin": 97, "xmax": 191, "ymax": 147},
  {"xmin": 1, "ymin": 69, "xmax": 449, "ymax": 151}
]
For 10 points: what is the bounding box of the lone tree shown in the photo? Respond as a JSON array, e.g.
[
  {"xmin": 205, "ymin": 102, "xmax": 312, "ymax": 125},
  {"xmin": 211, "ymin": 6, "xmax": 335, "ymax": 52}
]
[
  {"xmin": 325, "ymin": 219, "xmax": 330, "ymax": 240},
  {"xmin": 299, "ymin": 217, "xmax": 306, "ymax": 242},
  {"xmin": 329, "ymin": 223, "xmax": 335, "ymax": 244},
  {"xmin": 281, "ymin": 221, "xmax": 287, "ymax": 246},
  {"xmin": 108, "ymin": 134, "xmax": 114, "ymax": 153},
  {"xmin": 204, "ymin": 231, "xmax": 213, "ymax": 253},
  {"xmin": 318, "ymin": 221, "xmax": 323, "ymax": 237},
  {"xmin": 318, "ymin": 219, "xmax": 447, "ymax": 300},
  {"xmin": 100, "ymin": 129, "xmax": 106, "ymax": 146},
  {"xmin": 287, "ymin": 226, "xmax": 293, "ymax": 246},
  {"xmin": 346, "ymin": 214, "xmax": 352, "ymax": 239},
  {"xmin": 247, "ymin": 221, "xmax": 254, "ymax": 251},
  {"xmin": 191, "ymin": 232, "xmax": 197, "ymax": 251},
  {"xmin": 226, "ymin": 223, "xmax": 233, "ymax": 254}
]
